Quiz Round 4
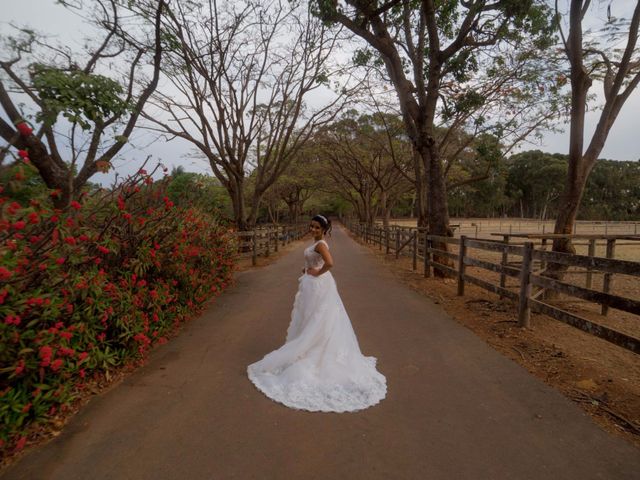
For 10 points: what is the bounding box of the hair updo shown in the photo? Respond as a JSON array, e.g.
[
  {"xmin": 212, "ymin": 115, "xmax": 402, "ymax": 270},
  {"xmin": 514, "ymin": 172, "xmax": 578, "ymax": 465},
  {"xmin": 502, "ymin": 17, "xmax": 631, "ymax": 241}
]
[{"xmin": 311, "ymin": 214, "xmax": 332, "ymax": 235}]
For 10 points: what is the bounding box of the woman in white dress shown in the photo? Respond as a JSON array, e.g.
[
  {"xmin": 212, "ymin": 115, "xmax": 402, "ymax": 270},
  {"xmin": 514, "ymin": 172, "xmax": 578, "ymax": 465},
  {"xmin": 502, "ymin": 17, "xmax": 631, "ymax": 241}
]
[{"xmin": 247, "ymin": 215, "xmax": 387, "ymax": 412}]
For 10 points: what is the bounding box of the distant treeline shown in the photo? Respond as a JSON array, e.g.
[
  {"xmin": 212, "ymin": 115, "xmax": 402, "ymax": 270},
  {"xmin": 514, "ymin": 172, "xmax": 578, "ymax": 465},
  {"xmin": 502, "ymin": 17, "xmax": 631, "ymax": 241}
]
[{"xmin": 442, "ymin": 151, "xmax": 640, "ymax": 221}]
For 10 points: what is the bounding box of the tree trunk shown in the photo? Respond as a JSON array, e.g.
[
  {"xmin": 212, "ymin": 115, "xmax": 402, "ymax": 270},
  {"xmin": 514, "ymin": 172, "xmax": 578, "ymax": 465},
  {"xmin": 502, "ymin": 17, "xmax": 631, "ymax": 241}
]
[
  {"xmin": 419, "ymin": 142, "xmax": 452, "ymax": 277},
  {"xmin": 230, "ymin": 181, "xmax": 248, "ymax": 231},
  {"xmin": 413, "ymin": 148, "xmax": 428, "ymax": 228}
]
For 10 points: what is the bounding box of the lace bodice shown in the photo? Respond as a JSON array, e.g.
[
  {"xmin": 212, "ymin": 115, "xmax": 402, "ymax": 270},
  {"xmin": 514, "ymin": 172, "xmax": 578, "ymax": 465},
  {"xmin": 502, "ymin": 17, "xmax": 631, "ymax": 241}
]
[{"xmin": 304, "ymin": 240, "xmax": 328, "ymax": 270}]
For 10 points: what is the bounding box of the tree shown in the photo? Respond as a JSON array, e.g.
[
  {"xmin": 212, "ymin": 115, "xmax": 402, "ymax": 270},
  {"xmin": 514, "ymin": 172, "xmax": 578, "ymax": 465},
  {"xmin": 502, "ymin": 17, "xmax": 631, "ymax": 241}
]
[
  {"xmin": 0, "ymin": 0, "xmax": 165, "ymax": 207},
  {"xmin": 147, "ymin": 0, "xmax": 351, "ymax": 230},
  {"xmin": 505, "ymin": 150, "xmax": 567, "ymax": 219},
  {"xmin": 581, "ymin": 159, "xmax": 640, "ymax": 220},
  {"xmin": 318, "ymin": 111, "xmax": 412, "ymax": 226},
  {"xmin": 311, "ymin": 0, "xmax": 556, "ymax": 243},
  {"xmin": 552, "ymin": 1, "xmax": 640, "ymax": 255},
  {"xmin": 166, "ymin": 169, "xmax": 233, "ymax": 219}
]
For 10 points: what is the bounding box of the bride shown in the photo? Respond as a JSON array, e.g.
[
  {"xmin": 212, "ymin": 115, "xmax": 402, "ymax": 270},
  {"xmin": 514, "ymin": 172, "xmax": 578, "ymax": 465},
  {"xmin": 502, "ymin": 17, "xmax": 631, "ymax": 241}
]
[{"xmin": 247, "ymin": 215, "xmax": 387, "ymax": 412}]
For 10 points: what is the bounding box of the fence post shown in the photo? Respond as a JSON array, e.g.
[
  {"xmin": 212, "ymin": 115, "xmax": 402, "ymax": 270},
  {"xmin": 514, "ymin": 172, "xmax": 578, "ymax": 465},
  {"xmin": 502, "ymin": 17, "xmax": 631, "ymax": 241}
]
[
  {"xmin": 540, "ymin": 238, "xmax": 548, "ymax": 271},
  {"xmin": 518, "ymin": 242, "xmax": 534, "ymax": 328},
  {"xmin": 265, "ymin": 230, "xmax": 270, "ymax": 257},
  {"xmin": 424, "ymin": 233, "xmax": 431, "ymax": 278},
  {"xmin": 252, "ymin": 230, "xmax": 257, "ymax": 266},
  {"xmin": 586, "ymin": 239, "xmax": 596, "ymax": 288},
  {"xmin": 412, "ymin": 231, "xmax": 418, "ymax": 271},
  {"xmin": 499, "ymin": 235, "xmax": 510, "ymax": 298},
  {"xmin": 457, "ymin": 236, "xmax": 467, "ymax": 296},
  {"xmin": 275, "ymin": 227, "xmax": 279, "ymax": 253},
  {"xmin": 385, "ymin": 228, "xmax": 390, "ymax": 254},
  {"xmin": 395, "ymin": 229, "xmax": 400, "ymax": 259},
  {"xmin": 601, "ymin": 239, "xmax": 616, "ymax": 315}
]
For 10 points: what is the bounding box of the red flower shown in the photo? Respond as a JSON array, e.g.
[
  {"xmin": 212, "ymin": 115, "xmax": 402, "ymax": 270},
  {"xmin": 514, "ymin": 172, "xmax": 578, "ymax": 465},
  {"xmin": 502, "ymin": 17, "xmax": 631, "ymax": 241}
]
[
  {"xmin": 21, "ymin": 402, "xmax": 32, "ymax": 413},
  {"xmin": 28, "ymin": 212, "xmax": 40, "ymax": 224},
  {"xmin": 70, "ymin": 200, "xmax": 82, "ymax": 210},
  {"xmin": 64, "ymin": 236, "xmax": 77, "ymax": 246},
  {"xmin": 56, "ymin": 257, "xmax": 66, "ymax": 265},
  {"xmin": 123, "ymin": 212, "xmax": 132, "ymax": 221},
  {"xmin": 15, "ymin": 436, "xmax": 27, "ymax": 451},
  {"xmin": 59, "ymin": 331, "xmax": 73, "ymax": 341},
  {"xmin": 117, "ymin": 196, "xmax": 126, "ymax": 211},
  {"xmin": 59, "ymin": 347, "xmax": 75, "ymax": 357},
  {"xmin": 16, "ymin": 122, "xmax": 33, "ymax": 136},
  {"xmin": 79, "ymin": 234, "xmax": 90, "ymax": 241},
  {"xmin": 39, "ymin": 346, "xmax": 53, "ymax": 360},
  {"xmin": 26, "ymin": 297, "xmax": 44, "ymax": 306},
  {"xmin": 11, "ymin": 220, "xmax": 26, "ymax": 230},
  {"xmin": 15, "ymin": 359, "xmax": 26, "ymax": 375},
  {"xmin": 78, "ymin": 352, "xmax": 89, "ymax": 362},
  {"xmin": 7, "ymin": 202, "xmax": 21, "ymax": 215},
  {"xmin": 97, "ymin": 245, "xmax": 110, "ymax": 254},
  {"xmin": 0, "ymin": 266, "xmax": 13, "ymax": 281},
  {"xmin": 137, "ymin": 279, "xmax": 147, "ymax": 288},
  {"xmin": 4, "ymin": 315, "xmax": 21, "ymax": 325},
  {"xmin": 17, "ymin": 149, "xmax": 29, "ymax": 160},
  {"xmin": 50, "ymin": 359, "xmax": 64, "ymax": 372}
]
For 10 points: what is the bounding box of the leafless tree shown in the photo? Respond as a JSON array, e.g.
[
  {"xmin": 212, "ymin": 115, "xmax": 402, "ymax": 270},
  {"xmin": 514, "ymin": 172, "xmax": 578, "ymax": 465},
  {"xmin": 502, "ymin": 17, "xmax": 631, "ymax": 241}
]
[{"xmin": 146, "ymin": 0, "xmax": 354, "ymax": 230}]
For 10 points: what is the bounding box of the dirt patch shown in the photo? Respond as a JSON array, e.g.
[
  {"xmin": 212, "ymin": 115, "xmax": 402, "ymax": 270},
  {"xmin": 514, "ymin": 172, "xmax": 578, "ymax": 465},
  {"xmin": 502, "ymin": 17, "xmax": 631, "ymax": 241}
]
[{"xmin": 347, "ymin": 230, "xmax": 640, "ymax": 450}]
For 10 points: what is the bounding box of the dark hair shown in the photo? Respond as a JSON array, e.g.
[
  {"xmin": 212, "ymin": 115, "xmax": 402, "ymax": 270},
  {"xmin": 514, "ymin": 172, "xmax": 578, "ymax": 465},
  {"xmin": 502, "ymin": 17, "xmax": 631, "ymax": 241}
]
[{"xmin": 311, "ymin": 214, "xmax": 332, "ymax": 235}]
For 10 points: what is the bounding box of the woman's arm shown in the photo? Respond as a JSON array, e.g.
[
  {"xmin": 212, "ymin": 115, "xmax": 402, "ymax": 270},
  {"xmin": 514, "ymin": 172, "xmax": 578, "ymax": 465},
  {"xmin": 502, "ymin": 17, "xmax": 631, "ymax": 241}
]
[{"xmin": 307, "ymin": 241, "xmax": 333, "ymax": 276}]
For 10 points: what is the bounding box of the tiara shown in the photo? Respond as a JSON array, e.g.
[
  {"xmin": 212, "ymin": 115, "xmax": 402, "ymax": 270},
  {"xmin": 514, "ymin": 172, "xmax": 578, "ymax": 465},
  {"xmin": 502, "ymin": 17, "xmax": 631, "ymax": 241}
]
[{"xmin": 316, "ymin": 214, "xmax": 328, "ymax": 224}]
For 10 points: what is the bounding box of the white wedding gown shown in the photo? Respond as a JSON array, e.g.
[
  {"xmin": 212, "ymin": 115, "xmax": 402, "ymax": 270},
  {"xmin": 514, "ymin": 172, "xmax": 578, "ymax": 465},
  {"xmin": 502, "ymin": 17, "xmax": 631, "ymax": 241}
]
[{"xmin": 247, "ymin": 239, "xmax": 387, "ymax": 412}]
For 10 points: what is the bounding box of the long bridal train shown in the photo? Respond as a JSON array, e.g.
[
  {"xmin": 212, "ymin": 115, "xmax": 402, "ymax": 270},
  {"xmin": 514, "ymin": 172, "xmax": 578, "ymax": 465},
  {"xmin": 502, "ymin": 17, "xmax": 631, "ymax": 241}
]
[{"xmin": 247, "ymin": 240, "xmax": 386, "ymax": 413}]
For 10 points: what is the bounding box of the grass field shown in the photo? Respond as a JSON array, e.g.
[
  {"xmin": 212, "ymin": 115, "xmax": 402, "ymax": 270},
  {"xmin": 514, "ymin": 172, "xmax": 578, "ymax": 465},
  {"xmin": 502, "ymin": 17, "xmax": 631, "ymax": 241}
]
[{"xmin": 386, "ymin": 217, "xmax": 640, "ymax": 262}]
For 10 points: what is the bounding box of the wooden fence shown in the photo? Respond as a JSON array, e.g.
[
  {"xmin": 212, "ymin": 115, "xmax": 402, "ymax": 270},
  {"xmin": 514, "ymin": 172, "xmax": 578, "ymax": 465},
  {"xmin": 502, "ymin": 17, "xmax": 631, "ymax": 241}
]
[
  {"xmin": 232, "ymin": 224, "xmax": 308, "ymax": 266},
  {"xmin": 347, "ymin": 221, "xmax": 640, "ymax": 355}
]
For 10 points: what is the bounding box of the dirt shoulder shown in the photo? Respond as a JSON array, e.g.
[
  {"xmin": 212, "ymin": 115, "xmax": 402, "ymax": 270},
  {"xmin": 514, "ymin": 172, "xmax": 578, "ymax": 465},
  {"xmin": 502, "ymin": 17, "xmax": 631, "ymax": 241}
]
[{"xmin": 346, "ymin": 230, "xmax": 640, "ymax": 449}]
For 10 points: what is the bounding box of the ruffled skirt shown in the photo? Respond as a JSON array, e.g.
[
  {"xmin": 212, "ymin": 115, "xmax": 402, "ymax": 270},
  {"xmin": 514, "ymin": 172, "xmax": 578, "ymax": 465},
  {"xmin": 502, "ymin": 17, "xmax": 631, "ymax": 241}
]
[{"xmin": 247, "ymin": 272, "xmax": 387, "ymax": 412}]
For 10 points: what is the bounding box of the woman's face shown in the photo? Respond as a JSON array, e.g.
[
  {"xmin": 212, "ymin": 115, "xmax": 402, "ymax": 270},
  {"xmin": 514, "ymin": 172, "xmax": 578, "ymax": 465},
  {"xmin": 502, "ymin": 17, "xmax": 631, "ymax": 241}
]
[{"xmin": 309, "ymin": 220, "xmax": 324, "ymax": 238}]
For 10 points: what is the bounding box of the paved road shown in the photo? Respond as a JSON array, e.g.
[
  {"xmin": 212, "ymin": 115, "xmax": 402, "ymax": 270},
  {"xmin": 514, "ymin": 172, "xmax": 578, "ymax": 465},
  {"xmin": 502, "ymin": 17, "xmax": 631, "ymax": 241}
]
[{"xmin": 3, "ymin": 226, "xmax": 639, "ymax": 480}]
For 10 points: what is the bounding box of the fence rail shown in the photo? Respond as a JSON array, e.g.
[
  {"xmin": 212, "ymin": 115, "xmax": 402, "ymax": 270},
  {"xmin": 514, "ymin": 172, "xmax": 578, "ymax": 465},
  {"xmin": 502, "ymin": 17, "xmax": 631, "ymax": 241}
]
[
  {"xmin": 232, "ymin": 223, "xmax": 307, "ymax": 266},
  {"xmin": 347, "ymin": 221, "xmax": 640, "ymax": 355}
]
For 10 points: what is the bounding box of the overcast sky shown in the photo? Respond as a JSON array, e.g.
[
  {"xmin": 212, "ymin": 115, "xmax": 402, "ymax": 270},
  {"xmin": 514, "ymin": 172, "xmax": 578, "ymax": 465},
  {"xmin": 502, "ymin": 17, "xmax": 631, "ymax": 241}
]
[{"xmin": 1, "ymin": 0, "xmax": 639, "ymax": 185}]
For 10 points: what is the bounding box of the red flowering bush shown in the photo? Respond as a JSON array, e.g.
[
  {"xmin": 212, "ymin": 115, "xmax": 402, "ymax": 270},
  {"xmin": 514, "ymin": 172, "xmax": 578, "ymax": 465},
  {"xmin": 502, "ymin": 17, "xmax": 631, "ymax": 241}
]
[{"xmin": 0, "ymin": 163, "xmax": 235, "ymax": 454}]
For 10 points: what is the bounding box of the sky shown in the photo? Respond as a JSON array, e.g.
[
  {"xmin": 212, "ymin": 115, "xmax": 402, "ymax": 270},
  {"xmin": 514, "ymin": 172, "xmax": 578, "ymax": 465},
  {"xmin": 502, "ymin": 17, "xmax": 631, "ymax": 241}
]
[{"xmin": 1, "ymin": 0, "xmax": 639, "ymax": 186}]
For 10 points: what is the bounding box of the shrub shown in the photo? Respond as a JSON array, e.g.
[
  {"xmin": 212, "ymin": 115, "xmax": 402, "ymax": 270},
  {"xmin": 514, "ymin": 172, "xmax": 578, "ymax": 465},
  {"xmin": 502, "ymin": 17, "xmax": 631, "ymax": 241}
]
[{"xmin": 0, "ymin": 162, "xmax": 235, "ymax": 454}]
